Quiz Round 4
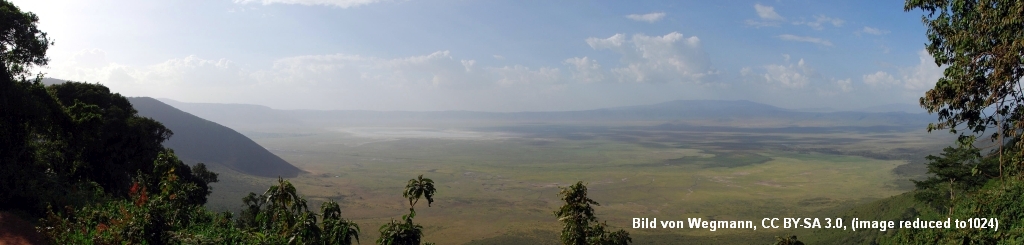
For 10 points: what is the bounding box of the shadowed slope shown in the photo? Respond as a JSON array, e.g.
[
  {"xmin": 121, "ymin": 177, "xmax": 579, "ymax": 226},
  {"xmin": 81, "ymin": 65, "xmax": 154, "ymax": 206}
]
[
  {"xmin": 0, "ymin": 212, "xmax": 43, "ymax": 245},
  {"xmin": 129, "ymin": 97, "xmax": 303, "ymax": 178}
]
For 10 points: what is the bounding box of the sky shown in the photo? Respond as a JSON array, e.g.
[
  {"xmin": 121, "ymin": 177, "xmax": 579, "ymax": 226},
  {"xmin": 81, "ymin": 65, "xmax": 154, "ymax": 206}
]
[{"xmin": 13, "ymin": 0, "xmax": 941, "ymax": 112}]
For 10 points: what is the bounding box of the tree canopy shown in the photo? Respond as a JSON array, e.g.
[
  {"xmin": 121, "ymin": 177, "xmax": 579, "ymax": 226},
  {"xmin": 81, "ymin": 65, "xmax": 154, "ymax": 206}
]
[
  {"xmin": 911, "ymin": 0, "xmax": 1024, "ymax": 158},
  {"xmin": 554, "ymin": 181, "xmax": 631, "ymax": 245},
  {"xmin": 0, "ymin": 0, "xmax": 50, "ymax": 77},
  {"xmin": 379, "ymin": 175, "xmax": 438, "ymax": 245},
  {"xmin": 894, "ymin": 0, "xmax": 1024, "ymax": 243}
]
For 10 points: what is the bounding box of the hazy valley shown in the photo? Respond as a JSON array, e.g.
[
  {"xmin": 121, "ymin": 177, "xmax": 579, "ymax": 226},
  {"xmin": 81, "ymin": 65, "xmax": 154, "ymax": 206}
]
[{"xmin": 149, "ymin": 98, "xmax": 951, "ymax": 244}]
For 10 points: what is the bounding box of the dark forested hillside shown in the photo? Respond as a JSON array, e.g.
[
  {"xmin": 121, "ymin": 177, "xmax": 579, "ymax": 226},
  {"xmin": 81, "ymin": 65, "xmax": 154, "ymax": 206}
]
[{"xmin": 129, "ymin": 97, "xmax": 303, "ymax": 178}]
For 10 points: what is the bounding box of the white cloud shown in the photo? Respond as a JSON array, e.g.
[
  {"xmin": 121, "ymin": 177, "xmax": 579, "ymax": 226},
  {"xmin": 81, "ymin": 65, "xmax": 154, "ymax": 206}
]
[
  {"xmin": 754, "ymin": 4, "xmax": 783, "ymax": 20},
  {"xmin": 763, "ymin": 58, "xmax": 812, "ymax": 88},
  {"xmin": 233, "ymin": 0, "xmax": 388, "ymax": 8},
  {"xmin": 861, "ymin": 26, "xmax": 889, "ymax": 35},
  {"xmin": 793, "ymin": 15, "xmax": 844, "ymax": 30},
  {"xmin": 861, "ymin": 49, "xmax": 943, "ymax": 92},
  {"xmin": 746, "ymin": 4, "xmax": 784, "ymax": 27},
  {"xmin": 45, "ymin": 54, "xmax": 256, "ymax": 104},
  {"xmin": 46, "ymin": 50, "xmax": 584, "ymax": 105},
  {"xmin": 564, "ymin": 57, "xmax": 605, "ymax": 83},
  {"xmin": 836, "ymin": 78, "xmax": 852, "ymax": 92},
  {"xmin": 862, "ymin": 71, "xmax": 899, "ymax": 88},
  {"xmin": 626, "ymin": 12, "xmax": 666, "ymax": 23},
  {"xmin": 777, "ymin": 34, "xmax": 833, "ymax": 46},
  {"xmin": 587, "ymin": 32, "xmax": 716, "ymax": 83},
  {"xmin": 147, "ymin": 56, "xmax": 246, "ymax": 86},
  {"xmin": 461, "ymin": 60, "xmax": 476, "ymax": 72},
  {"xmin": 740, "ymin": 67, "xmax": 753, "ymax": 76},
  {"xmin": 260, "ymin": 50, "xmax": 490, "ymax": 89},
  {"xmin": 901, "ymin": 49, "xmax": 944, "ymax": 90},
  {"xmin": 490, "ymin": 65, "xmax": 561, "ymax": 86},
  {"xmin": 741, "ymin": 56, "xmax": 848, "ymax": 94},
  {"xmin": 54, "ymin": 54, "xmax": 247, "ymax": 87},
  {"xmin": 493, "ymin": 55, "xmax": 505, "ymax": 60},
  {"xmin": 585, "ymin": 34, "xmax": 626, "ymax": 49}
]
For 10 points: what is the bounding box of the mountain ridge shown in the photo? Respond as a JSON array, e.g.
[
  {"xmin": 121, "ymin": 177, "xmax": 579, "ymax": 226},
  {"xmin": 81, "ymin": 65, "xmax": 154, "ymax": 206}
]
[
  {"xmin": 155, "ymin": 98, "xmax": 933, "ymax": 129},
  {"xmin": 129, "ymin": 97, "xmax": 304, "ymax": 178}
]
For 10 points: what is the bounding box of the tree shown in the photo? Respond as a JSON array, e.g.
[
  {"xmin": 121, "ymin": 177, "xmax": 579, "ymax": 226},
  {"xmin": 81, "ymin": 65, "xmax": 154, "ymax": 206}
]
[
  {"xmin": 0, "ymin": 0, "xmax": 60, "ymax": 214},
  {"xmin": 46, "ymin": 82, "xmax": 175, "ymax": 196},
  {"xmin": 891, "ymin": 1, "xmax": 1024, "ymax": 243},
  {"xmin": 587, "ymin": 221, "xmax": 632, "ymax": 245},
  {"xmin": 321, "ymin": 200, "xmax": 360, "ymax": 245},
  {"xmin": 1, "ymin": 2, "xmax": 190, "ymax": 215},
  {"xmin": 38, "ymin": 151, "xmax": 225, "ymax": 245},
  {"xmin": 907, "ymin": 0, "xmax": 1024, "ymax": 178},
  {"xmin": 912, "ymin": 146, "xmax": 998, "ymax": 211},
  {"xmin": 235, "ymin": 178, "xmax": 365, "ymax": 245},
  {"xmin": 238, "ymin": 192, "xmax": 267, "ymax": 229},
  {"xmin": 256, "ymin": 177, "xmax": 313, "ymax": 241},
  {"xmin": 379, "ymin": 175, "xmax": 437, "ymax": 245},
  {"xmin": 188, "ymin": 163, "xmax": 219, "ymax": 204},
  {"xmin": 377, "ymin": 213, "xmax": 424, "ymax": 245},
  {"xmin": 555, "ymin": 182, "xmax": 599, "ymax": 245},
  {"xmin": 554, "ymin": 181, "xmax": 630, "ymax": 245},
  {"xmin": 403, "ymin": 174, "xmax": 436, "ymax": 209},
  {"xmin": 886, "ymin": 179, "xmax": 1024, "ymax": 244},
  {"xmin": 0, "ymin": 0, "xmax": 51, "ymax": 77},
  {"xmin": 1, "ymin": 79, "xmax": 184, "ymax": 215},
  {"xmin": 291, "ymin": 210, "xmax": 322, "ymax": 244}
]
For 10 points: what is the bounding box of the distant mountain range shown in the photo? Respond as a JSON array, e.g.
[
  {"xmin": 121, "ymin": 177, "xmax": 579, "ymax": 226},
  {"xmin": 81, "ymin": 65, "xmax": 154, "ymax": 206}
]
[
  {"xmin": 792, "ymin": 103, "xmax": 925, "ymax": 114},
  {"xmin": 158, "ymin": 99, "xmax": 305, "ymax": 131},
  {"xmin": 158, "ymin": 98, "xmax": 934, "ymax": 129},
  {"xmin": 129, "ymin": 97, "xmax": 303, "ymax": 178},
  {"xmin": 856, "ymin": 103, "xmax": 927, "ymax": 113}
]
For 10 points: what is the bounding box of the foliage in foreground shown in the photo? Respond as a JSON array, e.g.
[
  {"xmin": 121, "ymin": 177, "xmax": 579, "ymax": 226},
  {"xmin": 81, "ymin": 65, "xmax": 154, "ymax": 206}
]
[
  {"xmin": 377, "ymin": 174, "xmax": 437, "ymax": 245},
  {"xmin": 41, "ymin": 169, "xmax": 449, "ymax": 245},
  {"xmin": 773, "ymin": 235, "xmax": 804, "ymax": 245},
  {"xmin": 37, "ymin": 159, "xmax": 368, "ymax": 245},
  {"xmin": 885, "ymin": 179, "xmax": 1024, "ymax": 244},
  {"xmin": 555, "ymin": 181, "xmax": 631, "ymax": 245},
  {"xmin": 39, "ymin": 153, "xmax": 243, "ymax": 244},
  {"xmin": 885, "ymin": 0, "xmax": 1024, "ymax": 243},
  {"xmin": 235, "ymin": 177, "xmax": 361, "ymax": 245}
]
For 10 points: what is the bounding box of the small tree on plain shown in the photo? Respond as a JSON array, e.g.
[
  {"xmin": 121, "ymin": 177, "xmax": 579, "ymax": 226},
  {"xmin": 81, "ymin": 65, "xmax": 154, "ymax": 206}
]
[{"xmin": 555, "ymin": 181, "xmax": 631, "ymax": 245}]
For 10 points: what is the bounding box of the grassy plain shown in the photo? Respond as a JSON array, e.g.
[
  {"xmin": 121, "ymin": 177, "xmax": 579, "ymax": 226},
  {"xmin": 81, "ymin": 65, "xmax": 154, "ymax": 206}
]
[{"xmin": 204, "ymin": 124, "xmax": 951, "ymax": 244}]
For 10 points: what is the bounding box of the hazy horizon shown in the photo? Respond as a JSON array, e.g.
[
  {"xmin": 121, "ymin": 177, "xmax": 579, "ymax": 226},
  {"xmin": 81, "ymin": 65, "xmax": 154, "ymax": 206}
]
[
  {"xmin": 154, "ymin": 95, "xmax": 925, "ymax": 113},
  {"xmin": 17, "ymin": 0, "xmax": 939, "ymax": 112}
]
